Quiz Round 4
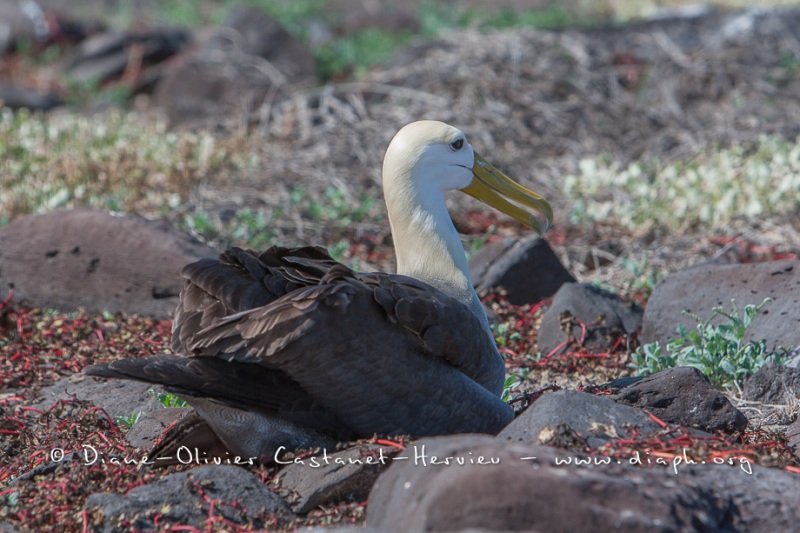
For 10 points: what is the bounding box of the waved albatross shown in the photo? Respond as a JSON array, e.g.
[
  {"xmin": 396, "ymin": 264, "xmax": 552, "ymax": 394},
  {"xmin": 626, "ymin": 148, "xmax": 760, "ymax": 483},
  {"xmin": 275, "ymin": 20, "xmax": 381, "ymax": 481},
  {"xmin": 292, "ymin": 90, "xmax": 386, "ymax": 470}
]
[{"xmin": 85, "ymin": 120, "xmax": 553, "ymax": 463}]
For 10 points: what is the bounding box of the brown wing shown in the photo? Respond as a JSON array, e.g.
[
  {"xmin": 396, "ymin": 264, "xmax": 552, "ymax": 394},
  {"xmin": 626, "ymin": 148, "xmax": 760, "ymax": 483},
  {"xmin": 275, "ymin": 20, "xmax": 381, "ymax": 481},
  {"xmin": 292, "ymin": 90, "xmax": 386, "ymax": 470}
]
[
  {"xmin": 89, "ymin": 245, "xmax": 512, "ymax": 440},
  {"xmin": 179, "ymin": 261, "xmax": 512, "ymax": 436},
  {"xmin": 171, "ymin": 245, "xmax": 338, "ymax": 353}
]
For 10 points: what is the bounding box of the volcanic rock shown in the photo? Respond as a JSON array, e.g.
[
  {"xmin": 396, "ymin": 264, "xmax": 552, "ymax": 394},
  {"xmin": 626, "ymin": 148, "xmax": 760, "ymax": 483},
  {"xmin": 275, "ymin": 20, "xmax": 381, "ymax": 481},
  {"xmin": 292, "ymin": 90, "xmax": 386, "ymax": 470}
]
[
  {"xmin": 367, "ymin": 434, "xmax": 800, "ymax": 532},
  {"xmin": 63, "ymin": 28, "xmax": 190, "ymax": 85},
  {"xmin": 743, "ymin": 362, "xmax": 800, "ymax": 404},
  {"xmin": 125, "ymin": 407, "xmax": 191, "ymax": 449},
  {"xmin": 537, "ymin": 282, "xmax": 643, "ymax": 356},
  {"xmin": 274, "ymin": 444, "xmax": 398, "ymax": 513},
  {"xmin": 498, "ymin": 389, "xmax": 662, "ymax": 449},
  {"xmin": 84, "ymin": 465, "xmax": 290, "ymax": 532},
  {"xmin": 642, "ymin": 259, "xmax": 800, "ymax": 351},
  {"xmin": 469, "ymin": 235, "xmax": 575, "ymax": 305},
  {"xmin": 35, "ymin": 373, "xmax": 165, "ymax": 420},
  {"xmin": 613, "ymin": 366, "xmax": 748, "ymax": 432},
  {"xmin": 155, "ymin": 6, "xmax": 315, "ymax": 126},
  {"xmin": 0, "ymin": 86, "xmax": 61, "ymax": 111},
  {"xmin": 0, "ymin": 209, "xmax": 216, "ymax": 318}
]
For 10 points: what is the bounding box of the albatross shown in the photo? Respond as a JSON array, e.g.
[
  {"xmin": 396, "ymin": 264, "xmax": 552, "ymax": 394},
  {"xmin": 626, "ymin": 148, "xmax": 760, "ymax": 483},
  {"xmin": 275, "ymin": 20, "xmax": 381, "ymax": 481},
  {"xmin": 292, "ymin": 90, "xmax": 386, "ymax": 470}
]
[{"xmin": 85, "ymin": 120, "xmax": 553, "ymax": 463}]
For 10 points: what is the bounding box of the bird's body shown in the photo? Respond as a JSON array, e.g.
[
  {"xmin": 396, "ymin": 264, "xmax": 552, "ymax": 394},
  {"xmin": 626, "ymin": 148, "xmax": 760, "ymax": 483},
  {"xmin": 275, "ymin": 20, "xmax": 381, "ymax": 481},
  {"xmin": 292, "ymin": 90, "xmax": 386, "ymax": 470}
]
[{"xmin": 85, "ymin": 121, "xmax": 552, "ymax": 463}]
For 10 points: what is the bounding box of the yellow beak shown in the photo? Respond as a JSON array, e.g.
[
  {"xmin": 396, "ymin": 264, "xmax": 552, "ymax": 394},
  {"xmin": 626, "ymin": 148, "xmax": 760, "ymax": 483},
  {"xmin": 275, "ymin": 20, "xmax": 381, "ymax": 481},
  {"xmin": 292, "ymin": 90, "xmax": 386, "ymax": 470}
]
[{"xmin": 461, "ymin": 152, "xmax": 553, "ymax": 235}]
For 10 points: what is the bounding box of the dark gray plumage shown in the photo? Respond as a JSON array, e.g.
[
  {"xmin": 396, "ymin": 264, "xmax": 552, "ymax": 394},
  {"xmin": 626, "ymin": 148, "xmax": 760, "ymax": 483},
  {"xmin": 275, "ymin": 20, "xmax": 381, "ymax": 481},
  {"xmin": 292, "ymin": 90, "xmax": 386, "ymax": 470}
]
[{"xmin": 86, "ymin": 246, "xmax": 513, "ymax": 462}]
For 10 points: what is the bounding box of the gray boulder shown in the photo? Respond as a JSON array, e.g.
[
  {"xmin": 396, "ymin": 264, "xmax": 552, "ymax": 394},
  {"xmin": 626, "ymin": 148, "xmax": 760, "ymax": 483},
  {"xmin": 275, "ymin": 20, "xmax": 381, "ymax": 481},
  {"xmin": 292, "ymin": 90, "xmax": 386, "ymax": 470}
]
[
  {"xmin": 642, "ymin": 259, "xmax": 800, "ymax": 351},
  {"xmin": 84, "ymin": 465, "xmax": 290, "ymax": 532},
  {"xmin": 0, "ymin": 209, "xmax": 216, "ymax": 318},
  {"xmin": 537, "ymin": 282, "xmax": 643, "ymax": 356},
  {"xmin": 614, "ymin": 366, "xmax": 748, "ymax": 432},
  {"xmin": 469, "ymin": 236, "xmax": 575, "ymax": 305},
  {"xmin": 367, "ymin": 435, "xmax": 800, "ymax": 532},
  {"xmin": 498, "ymin": 389, "xmax": 662, "ymax": 449}
]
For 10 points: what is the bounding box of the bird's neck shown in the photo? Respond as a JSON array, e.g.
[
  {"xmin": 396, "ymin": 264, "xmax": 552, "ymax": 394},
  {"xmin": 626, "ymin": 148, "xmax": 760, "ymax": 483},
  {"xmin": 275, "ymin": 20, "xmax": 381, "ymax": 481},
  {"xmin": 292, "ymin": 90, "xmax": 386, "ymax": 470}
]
[{"xmin": 386, "ymin": 182, "xmax": 488, "ymax": 328}]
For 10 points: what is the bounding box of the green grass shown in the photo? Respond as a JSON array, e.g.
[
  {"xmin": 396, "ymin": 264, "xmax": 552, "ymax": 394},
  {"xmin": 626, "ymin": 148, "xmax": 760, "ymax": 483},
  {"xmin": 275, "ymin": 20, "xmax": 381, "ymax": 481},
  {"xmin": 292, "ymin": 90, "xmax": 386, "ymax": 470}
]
[
  {"xmin": 104, "ymin": 0, "xmax": 325, "ymax": 31},
  {"xmin": 419, "ymin": 1, "xmax": 584, "ymax": 35},
  {"xmin": 57, "ymin": 0, "xmax": 800, "ymax": 84},
  {"xmin": 0, "ymin": 109, "xmax": 251, "ymax": 220},
  {"xmin": 179, "ymin": 184, "xmax": 380, "ymax": 251},
  {"xmin": 101, "ymin": 1, "xmax": 588, "ymax": 83},
  {"xmin": 629, "ymin": 298, "xmax": 790, "ymax": 391},
  {"xmin": 620, "ymin": 254, "xmax": 663, "ymax": 300},
  {"xmin": 467, "ymin": 4, "xmax": 577, "ymax": 29},
  {"xmin": 315, "ymin": 28, "xmax": 414, "ymax": 80},
  {"xmin": 303, "ymin": 185, "xmax": 376, "ymax": 225},
  {"xmin": 181, "ymin": 208, "xmax": 282, "ymax": 251},
  {"xmin": 565, "ymin": 136, "xmax": 800, "ymax": 232}
]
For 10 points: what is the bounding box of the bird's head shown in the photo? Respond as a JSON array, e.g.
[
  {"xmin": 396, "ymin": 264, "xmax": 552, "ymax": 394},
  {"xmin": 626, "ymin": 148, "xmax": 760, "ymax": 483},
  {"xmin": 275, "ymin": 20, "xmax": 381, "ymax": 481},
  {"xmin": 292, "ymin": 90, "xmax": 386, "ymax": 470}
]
[{"xmin": 382, "ymin": 120, "xmax": 552, "ymax": 235}]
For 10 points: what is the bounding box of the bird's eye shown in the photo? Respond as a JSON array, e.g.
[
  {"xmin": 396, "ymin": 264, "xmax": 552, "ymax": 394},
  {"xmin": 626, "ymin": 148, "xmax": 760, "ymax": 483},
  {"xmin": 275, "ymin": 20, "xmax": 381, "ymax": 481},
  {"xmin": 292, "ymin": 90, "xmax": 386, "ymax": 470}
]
[{"xmin": 450, "ymin": 139, "xmax": 464, "ymax": 151}]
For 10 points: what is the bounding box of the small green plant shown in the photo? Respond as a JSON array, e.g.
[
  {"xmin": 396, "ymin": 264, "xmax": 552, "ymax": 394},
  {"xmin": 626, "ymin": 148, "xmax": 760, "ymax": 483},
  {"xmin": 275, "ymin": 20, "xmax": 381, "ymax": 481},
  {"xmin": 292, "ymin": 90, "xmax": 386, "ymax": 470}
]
[
  {"xmin": 289, "ymin": 185, "xmax": 377, "ymax": 225},
  {"xmin": 182, "ymin": 208, "xmax": 281, "ymax": 250},
  {"xmin": 621, "ymin": 254, "xmax": 662, "ymax": 300},
  {"xmin": 1, "ymin": 490, "xmax": 20, "ymax": 511},
  {"xmin": 501, "ymin": 368, "xmax": 530, "ymax": 403},
  {"xmin": 476, "ymin": 5, "xmax": 575, "ymax": 29},
  {"xmin": 492, "ymin": 321, "xmax": 521, "ymax": 348},
  {"xmin": 149, "ymin": 389, "xmax": 189, "ymax": 408},
  {"xmin": 630, "ymin": 298, "xmax": 788, "ymax": 391},
  {"xmin": 462, "ymin": 232, "xmax": 491, "ymax": 261},
  {"xmin": 116, "ymin": 410, "xmax": 143, "ymax": 430}
]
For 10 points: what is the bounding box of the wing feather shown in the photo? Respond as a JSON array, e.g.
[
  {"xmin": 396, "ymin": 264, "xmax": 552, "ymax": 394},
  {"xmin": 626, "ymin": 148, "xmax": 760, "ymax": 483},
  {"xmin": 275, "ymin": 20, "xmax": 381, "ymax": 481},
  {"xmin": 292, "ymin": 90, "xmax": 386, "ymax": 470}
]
[{"xmin": 91, "ymin": 245, "xmax": 512, "ymax": 446}]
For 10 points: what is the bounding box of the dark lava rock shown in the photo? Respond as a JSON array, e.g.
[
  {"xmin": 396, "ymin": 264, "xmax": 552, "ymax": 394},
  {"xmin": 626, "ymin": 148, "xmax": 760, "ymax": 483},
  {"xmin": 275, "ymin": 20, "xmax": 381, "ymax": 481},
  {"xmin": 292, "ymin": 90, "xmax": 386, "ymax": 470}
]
[
  {"xmin": 208, "ymin": 6, "xmax": 316, "ymax": 84},
  {"xmin": 0, "ymin": 209, "xmax": 216, "ymax": 318},
  {"xmin": 0, "ymin": 3, "xmax": 34, "ymax": 54},
  {"xmin": 367, "ymin": 434, "xmax": 800, "ymax": 532},
  {"xmin": 35, "ymin": 374, "xmax": 165, "ymax": 420},
  {"xmin": 126, "ymin": 407, "xmax": 190, "ymax": 449},
  {"xmin": 155, "ymin": 7, "xmax": 315, "ymax": 126},
  {"xmin": 642, "ymin": 259, "xmax": 800, "ymax": 351},
  {"xmin": 614, "ymin": 366, "xmax": 748, "ymax": 433},
  {"xmin": 743, "ymin": 362, "xmax": 800, "ymax": 404},
  {"xmin": 154, "ymin": 52, "xmax": 275, "ymax": 127},
  {"xmin": 537, "ymin": 282, "xmax": 643, "ymax": 356},
  {"xmin": 498, "ymin": 389, "xmax": 662, "ymax": 449},
  {"xmin": 84, "ymin": 465, "xmax": 290, "ymax": 532},
  {"xmin": 274, "ymin": 444, "xmax": 398, "ymax": 513},
  {"xmin": 0, "ymin": 2, "xmax": 102, "ymax": 54},
  {"xmin": 0, "ymin": 86, "xmax": 62, "ymax": 111},
  {"xmin": 63, "ymin": 28, "xmax": 190, "ymax": 85},
  {"xmin": 469, "ymin": 235, "xmax": 576, "ymax": 305}
]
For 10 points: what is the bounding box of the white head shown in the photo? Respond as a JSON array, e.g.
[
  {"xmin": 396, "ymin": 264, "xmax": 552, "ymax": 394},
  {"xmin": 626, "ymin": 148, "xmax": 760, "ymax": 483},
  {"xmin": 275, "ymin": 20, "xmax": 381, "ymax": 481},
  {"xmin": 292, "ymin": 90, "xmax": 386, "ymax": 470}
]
[
  {"xmin": 382, "ymin": 120, "xmax": 476, "ymax": 196},
  {"xmin": 382, "ymin": 120, "xmax": 552, "ymax": 236}
]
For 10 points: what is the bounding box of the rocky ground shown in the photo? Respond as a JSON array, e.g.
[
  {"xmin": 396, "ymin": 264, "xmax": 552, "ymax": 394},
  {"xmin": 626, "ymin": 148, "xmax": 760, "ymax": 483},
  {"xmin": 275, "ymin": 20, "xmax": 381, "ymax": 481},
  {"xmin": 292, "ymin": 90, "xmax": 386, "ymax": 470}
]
[{"xmin": 1, "ymin": 1, "xmax": 800, "ymax": 532}]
